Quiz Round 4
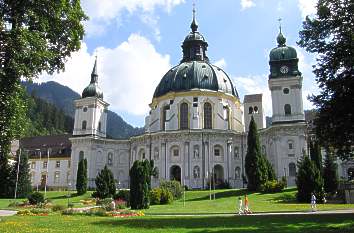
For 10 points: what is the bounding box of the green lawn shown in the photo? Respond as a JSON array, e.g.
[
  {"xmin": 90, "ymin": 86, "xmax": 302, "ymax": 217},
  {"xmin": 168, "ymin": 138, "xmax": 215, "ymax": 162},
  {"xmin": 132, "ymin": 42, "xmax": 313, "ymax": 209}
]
[
  {"xmin": 144, "ymin": 188, "xmax": 354, "ymax": 214},
  {"xmin": 1, "ymin": 213, "xmax": 354, "ymax": 233},
  {"xmin": 0, "ymin": 191, "xmax": 93, "ymax": 209}
]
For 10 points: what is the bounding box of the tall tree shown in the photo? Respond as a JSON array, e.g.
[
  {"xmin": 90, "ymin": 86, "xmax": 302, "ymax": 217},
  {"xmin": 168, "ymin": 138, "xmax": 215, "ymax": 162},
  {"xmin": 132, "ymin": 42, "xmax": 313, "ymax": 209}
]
[
  {"xmin": 323, "ymin": 150, "xmax": 339, "ymax": 194},
  {"xmin": 130, "ymin": 160, "xmax": 150, "ymax": 209},
  {"xmin": 10, "ymin": 150, "xmax": 32, "ymax": 198},
  {"xmin": 298, "ymin": 0, "xmax": 354, "ymax": 160},
  {"xmin": 0, "ymin": 0, "xmax": 87, "ymax": 197},
  {"xmin": 245, "ymin": 117, "xmax": 268, "ymax": 191},
  {"xmin": 76, "ymin": 158, "xmax": 87, "ymax": 195},
  {"xmin": 310, "ymin": 140, "xmax": 323, "ymax": 172},
  {"xmin": 94, "ymin": 165, "xmax": 116, "ymax": 199},
  {"xmin": 296, "ymin": 154, "xmax": 324, "ymax": 202}
]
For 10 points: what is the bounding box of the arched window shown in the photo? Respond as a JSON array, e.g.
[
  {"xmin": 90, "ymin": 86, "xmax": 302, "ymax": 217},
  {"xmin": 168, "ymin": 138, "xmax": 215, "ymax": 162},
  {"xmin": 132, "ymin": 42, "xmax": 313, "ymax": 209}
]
[
  {"xmin": 284, "ymin": 104, "xmax": 291, "ymax": 115},
  {"xmin": 204, "ymin": 102, "xmax": 212, "ymax": 129},
  {"xmin": 235, "ymin": 167, "xmax": 241, "ymax": 179},
  {"xmin": 161, "ymin": 105, "xmax": 169, "ymax": 131},
  {"xmin": 254, "ymin": 106, "xmax": 259, "ymax": 113},
  {"xmin": 82, "ymin": 120, "xmax": 87, "ymax": 130},
  {"xmin": 234, "ymin": 146, "xmax": 239, "ymax": 158},
  {"xmin": 138, "ymin": 149, "xmax": 145, "ymax": 160},
  {"xmin": 180, "ymin": 103, "xmax": 189, "ymax": 129},
  {"xmin": 225, "ymin": 107, "xmax": 231, "ymax": 129},
  {"xmin": 79, "ymin": 151, "xmax": 84, "ymax": 161},
  {"xmin": 107, "ymin": 152, "xmax": 113, "ymax": 165},
  {"xmin": 98, "ymin": 122, "xmax": 101, "ymax": 131},
  {"xmin": 193, "ymin": 145, "xmax": 200, "ymax": 159},
  {"xmin": 289, "ymin": 163, "xmax": 296, "ymax": 176},
  {"xmin": 248, "ymin": 106, "xmax": 253, "ymax": 114},
  {"xmin": 193, "ymin": 166, "xmax": 200, "ymax": 179},
  {"xmin": 153, "ymin": 148, "xmax": 159, "ymax": 160}
]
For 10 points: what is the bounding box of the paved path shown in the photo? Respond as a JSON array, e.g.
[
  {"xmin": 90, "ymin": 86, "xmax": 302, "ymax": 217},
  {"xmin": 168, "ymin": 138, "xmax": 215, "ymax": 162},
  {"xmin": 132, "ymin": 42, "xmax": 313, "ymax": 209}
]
[
  {"xmin": 0, "ymin": 210, "xmax": 17, "ymax": 217},
  {"xmin": 145, "ymin": 209, "xmax": 354, "ymax": 217}
]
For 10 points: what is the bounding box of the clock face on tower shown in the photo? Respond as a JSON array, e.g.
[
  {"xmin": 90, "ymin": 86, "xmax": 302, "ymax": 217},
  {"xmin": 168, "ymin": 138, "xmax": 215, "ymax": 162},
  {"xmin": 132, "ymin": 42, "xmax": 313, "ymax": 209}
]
[{"xmin": 280, "ymin": 65, "xmax": 289, "ymax": 74}]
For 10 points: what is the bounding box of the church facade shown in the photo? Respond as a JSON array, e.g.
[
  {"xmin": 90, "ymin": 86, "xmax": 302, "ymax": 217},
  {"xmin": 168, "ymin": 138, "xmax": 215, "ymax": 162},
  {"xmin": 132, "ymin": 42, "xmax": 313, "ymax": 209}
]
[{"xmin": 70, "ymin": 15, "xmax": 307, "ymax": 189}]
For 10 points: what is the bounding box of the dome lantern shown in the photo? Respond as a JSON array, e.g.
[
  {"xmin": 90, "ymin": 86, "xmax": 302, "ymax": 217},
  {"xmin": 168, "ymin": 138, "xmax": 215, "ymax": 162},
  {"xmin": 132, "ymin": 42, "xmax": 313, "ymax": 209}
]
[{"xmin": 82, "ymin": 57, "xmax": 104, "ymax": 99}]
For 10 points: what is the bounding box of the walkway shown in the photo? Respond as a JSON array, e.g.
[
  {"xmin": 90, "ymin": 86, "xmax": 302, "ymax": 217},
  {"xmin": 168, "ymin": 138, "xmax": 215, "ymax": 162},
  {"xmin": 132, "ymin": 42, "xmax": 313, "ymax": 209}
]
[
  {"xmin": 145, "ymin": 209, "xmax": 354, "ymax": 217},
  {"xmin": 0, "ymin": 210, "xmax": 17, "ymax": 217}
]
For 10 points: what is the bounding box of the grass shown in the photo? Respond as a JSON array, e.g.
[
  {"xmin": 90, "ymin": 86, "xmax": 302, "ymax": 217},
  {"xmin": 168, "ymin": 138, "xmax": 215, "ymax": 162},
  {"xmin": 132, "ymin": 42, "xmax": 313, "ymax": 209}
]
[
  {"xmin": 144, "ymin": 188, "xmax": 354, "ymax": 214},
  {"xmin": 1, "ymin": 213, "xmax": 353, "ymax": 233},
  {"xmin": 0, "ymin": 191, "xmax": 94, "ymax": 210}
]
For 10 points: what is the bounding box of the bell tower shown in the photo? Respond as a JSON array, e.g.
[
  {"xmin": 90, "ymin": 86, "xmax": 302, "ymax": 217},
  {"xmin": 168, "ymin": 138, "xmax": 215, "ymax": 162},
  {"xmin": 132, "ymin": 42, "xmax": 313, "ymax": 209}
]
[
  {"xmin": 73, "ymin": 57, "xmax": 109, "ymax": 138},
  {"xmin": 268, "ymin": 25, "xmax": 305, "ymax": 124}
]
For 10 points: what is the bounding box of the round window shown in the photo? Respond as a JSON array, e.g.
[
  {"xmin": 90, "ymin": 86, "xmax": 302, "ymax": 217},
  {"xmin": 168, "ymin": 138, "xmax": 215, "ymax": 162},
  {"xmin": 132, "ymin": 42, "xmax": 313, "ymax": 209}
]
[
  {"xmin": 283, "ymin": 88, "xmax": 290, "ymax": 94},
  {"xmin": 83, "ymin": 107, "xmax": 88, "ymax": 112}
]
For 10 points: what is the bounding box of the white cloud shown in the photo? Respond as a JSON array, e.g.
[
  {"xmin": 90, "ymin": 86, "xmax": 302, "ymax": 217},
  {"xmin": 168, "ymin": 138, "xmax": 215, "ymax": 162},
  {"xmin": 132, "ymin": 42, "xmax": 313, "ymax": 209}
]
[
  {"xmin": 82, "ymin": 0, "xmax": 185, "ymax": 36},
  {"xmin": 240, "ymin": 0, "xmax": 256, "ymax": 10},
  {"xmin": 39, "ymin": 34, "xmax": 171, "ymax": 116},
  {"xmin": 214, "ymin": 58, "xmax": 227, "ymax": 69},
  {"xmin": 298, "ymin": 0, "xmax": 317, "ymax": 18},
  {"xmin": 233, "ymin": 75, "xmax": 272, "ymax": 116}
]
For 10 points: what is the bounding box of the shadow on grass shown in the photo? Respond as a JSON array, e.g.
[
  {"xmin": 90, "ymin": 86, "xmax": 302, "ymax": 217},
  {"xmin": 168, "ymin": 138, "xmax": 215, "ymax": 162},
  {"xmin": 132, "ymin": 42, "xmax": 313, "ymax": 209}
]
[
  {"xmin": 90, "ymin": 214, "xmax": 354, "ymax": 233},
  {"xmin": 48, "ymin": 193, "xmax": 81, "ymax": 200},
  {"xmin": 187, "ymin": 189, "xmax": 250, "ymax": 202}
]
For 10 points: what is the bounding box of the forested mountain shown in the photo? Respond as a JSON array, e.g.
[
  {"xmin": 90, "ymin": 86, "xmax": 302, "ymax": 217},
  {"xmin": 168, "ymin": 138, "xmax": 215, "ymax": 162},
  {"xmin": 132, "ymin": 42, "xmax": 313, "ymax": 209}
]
[{"xmin": 22, "ymin": 81, "xmax": 144, "ymax": 139}]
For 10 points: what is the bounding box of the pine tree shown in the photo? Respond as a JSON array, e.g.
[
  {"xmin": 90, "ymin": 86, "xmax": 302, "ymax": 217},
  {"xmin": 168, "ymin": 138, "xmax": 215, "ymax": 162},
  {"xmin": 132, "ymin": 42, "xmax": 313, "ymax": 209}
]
[
  {"xmin": 265, "ymin": 158, "xmax": 276, "ymax": 181},
  {"xmin": 130, "ymin": 160, "xmax": 150, "ymax": 209},
  {"xmin": 296, "ymin": 154, "xmax": 324, "ymax": 202},
  {"xmin": 76, "ymin": 158, "xmax": 87, "ymax": 195},
  {"xmin": 245, "ymin": 117, "xmax": 268, "ymax": 191},
  {"xmin": 323, "ymin": 150, "xmax": 338, "ymax": 194},
  {"xmin": 310, "ymin": 140, "xmax": 322, "ymax": 172},
  {"xmin": 10, "ymin": 150, "xmax": 32, "ymax": 198},
  {"xmin": 94, "ymin": 165, "xmax": 116, "ymax": 199}
]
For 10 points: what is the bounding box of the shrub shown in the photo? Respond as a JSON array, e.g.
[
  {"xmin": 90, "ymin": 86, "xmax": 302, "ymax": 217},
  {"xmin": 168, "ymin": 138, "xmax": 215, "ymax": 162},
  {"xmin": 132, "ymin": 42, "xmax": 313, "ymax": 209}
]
[
  {"xmin": 115, "ymin": 199, "xmax": 127, "ymax": 209},
  {"xmin": 150, "ymin": 188, "xmax": 162, "ymax": 205},
  {"xmin": 260, "ymin": 180, "xmax": 285, "ymax": 193},
  {"xmin": 68, "ymin": 203, "xmax": 74, "ymax": 208},
  {"xmin": 160, "ymin": 180, "xmax": 182, "ymax": 200},
  {"xmin": 160, "ymin": 188, "xmax": 173, "ymax": 204},
  {"xmin": 113, "ymin": 189, "xmax": 130, "ymax": 206},
  {"xmin": 8, "ymin": 201, "xmax": 21, "ymax": 207},
  {"xmin": 27, "ymin": 192, "xmax": 44, "ymax": 205},
  {"xmin": 97, "ymin": 198, "xmax": 115, "ymax": 211},
  {"xmin": 95, "ymin": 166, "xmax": 116, "ymax": 199},
  {"xmin": 52, "ymin": 204, "xmax": 66, "ymax": 212}
]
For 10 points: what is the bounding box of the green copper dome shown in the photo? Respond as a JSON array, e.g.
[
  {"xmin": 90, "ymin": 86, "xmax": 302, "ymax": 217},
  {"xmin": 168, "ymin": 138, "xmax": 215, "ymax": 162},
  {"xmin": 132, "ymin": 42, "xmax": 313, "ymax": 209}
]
[
  {"xmin": 82, "ymin": 59, "xmax": 103, "ymax": 99},
  {"xmin": 153, "ymin": 9, "xmax": 238, "ymax": 98},
  {"xmin": 153, "ymin": 61, "xmax": 238, "ymax": 98},
  {"xmin": 269, "ymin": 27, "xmax": 301, "ymax": 79},
  {"xmin": 269, "ymin": 31, "xmax": 298, "ymax": 61}
]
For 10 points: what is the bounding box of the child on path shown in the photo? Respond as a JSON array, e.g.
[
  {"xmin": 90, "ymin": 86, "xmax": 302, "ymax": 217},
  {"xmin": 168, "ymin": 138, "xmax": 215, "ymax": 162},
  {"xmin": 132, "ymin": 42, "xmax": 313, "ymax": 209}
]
[
  {"xmin": 311, "ymin": 193, "xmax": 317, "ymax": 212},
  {"xmin": 244, "ymin": 195, "xmax": 252, "ymax": 214},
  {"xmin": 237, "ymin": 197, "xmax": 243, "ymax": 215}
]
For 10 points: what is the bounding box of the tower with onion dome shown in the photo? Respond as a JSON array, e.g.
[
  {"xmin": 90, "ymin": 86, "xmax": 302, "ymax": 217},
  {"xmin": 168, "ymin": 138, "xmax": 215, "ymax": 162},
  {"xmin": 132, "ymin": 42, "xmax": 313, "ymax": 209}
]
[{"xmin": 72, "ymin": 57, "xmax": 109, "ymax": 138}]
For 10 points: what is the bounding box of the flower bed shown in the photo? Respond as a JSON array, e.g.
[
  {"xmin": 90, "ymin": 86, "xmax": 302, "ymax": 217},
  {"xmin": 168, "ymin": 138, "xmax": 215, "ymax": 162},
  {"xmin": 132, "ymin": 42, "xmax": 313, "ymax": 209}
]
[
  {"xmin": 61, "ymin": 207, "xmax": 144, "ymax": 218},
  {"xmin": 17, "ymin": 208, "xmax": 51, "ymax": 216}
]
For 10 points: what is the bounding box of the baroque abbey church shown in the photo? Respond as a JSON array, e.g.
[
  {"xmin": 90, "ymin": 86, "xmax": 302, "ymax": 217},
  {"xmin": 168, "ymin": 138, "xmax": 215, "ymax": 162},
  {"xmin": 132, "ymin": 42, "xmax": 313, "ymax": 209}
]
[{"xmin": 69, "ymin": 13, "xmax": 308, "ymax": 189}]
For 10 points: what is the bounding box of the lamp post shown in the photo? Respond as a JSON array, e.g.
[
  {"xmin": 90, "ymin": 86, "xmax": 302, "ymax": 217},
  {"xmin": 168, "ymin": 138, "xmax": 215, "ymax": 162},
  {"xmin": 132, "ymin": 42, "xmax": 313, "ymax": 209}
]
[
  {"xmin": 67, "ymin": 182, "xmax": 71, "ymax": 208},
  {"xmin": 35, "ymin": 148, "xmax": 42, "ymax": 191},
  {"xmin": 44, "ymin": 147, "xmax": 51, "ymax": 198},
  {"xmin": 14, "ymin": 148, "xmax": 22, "ymax": 200}
]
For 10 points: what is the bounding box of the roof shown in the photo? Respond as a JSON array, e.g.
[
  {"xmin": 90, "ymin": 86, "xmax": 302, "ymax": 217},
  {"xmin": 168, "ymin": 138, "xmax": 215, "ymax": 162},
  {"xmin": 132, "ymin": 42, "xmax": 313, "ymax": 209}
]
[
  {"xmin": 244, "ymin": 94, "xmax": 262, "ymax": 103},
  {"xmin": 20, "ymin": 134, "xmax": 72, "ymax": 159},
  {"xmin": 153, "ymin": 61, "xmax": 239, "ymax": 98}
]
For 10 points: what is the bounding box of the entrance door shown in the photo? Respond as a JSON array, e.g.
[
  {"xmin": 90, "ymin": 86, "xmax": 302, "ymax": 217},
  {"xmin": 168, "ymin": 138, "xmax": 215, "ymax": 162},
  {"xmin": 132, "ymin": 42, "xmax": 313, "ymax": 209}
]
[{"xmin": 170, "ymin": 165, "xmax": 181, "ymax": 182}]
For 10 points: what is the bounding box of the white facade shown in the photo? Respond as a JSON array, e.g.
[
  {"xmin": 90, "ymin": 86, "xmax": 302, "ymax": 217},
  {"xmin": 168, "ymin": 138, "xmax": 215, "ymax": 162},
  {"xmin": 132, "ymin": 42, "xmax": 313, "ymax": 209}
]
[
  {"xmin": 29, "ymin": 158, "xmax": 71, "ymax": 190},
  {"xmin": 73, "ymin": 97, "xmax": 109, "ymax": 138}
]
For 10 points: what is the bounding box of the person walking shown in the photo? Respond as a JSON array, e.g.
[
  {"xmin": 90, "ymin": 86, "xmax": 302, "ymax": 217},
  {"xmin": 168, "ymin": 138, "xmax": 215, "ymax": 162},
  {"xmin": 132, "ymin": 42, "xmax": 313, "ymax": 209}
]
[
  {"xmin": 237, "ymin": 197, "xmax": 243, "ymax": 215},
  {"xmin": 244, "ymin": 194, "xmax": 251, "ymax": 214},
  {"xmin": 311, "ymin": 193, "xmax": 317, "ymax": 212}
]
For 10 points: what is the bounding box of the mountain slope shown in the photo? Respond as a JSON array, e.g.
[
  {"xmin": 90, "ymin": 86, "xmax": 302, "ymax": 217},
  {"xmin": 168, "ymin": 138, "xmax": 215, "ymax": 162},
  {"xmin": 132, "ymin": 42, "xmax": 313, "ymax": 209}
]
[{"xmin": 22, "ymin": 81, "xmax": 144, "ymax": 139}]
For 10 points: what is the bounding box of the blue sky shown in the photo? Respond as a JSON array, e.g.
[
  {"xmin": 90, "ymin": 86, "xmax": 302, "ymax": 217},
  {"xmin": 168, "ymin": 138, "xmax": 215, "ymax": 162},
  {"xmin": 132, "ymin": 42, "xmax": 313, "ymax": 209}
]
[{"xmin": 39, "ymin": 0, "xmax": 319, "ymax": 127}]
